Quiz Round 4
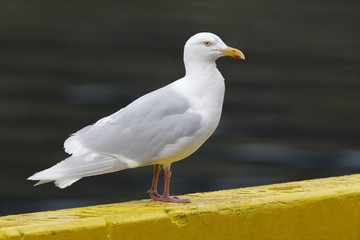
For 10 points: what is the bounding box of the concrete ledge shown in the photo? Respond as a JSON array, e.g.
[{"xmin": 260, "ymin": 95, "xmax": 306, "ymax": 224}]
[{"xmin": 1, "ymin": 174, "xmax": 360, "ymax": 240}]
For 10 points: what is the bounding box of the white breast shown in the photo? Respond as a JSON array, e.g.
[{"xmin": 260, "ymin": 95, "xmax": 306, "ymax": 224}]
[{"xmin": 155, "ymin": 66, "xmax": 225, "ymax": 165}]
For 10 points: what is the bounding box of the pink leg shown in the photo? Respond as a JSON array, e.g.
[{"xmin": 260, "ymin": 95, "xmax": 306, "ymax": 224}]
[
  {"xmin": 147, "ymin": 164, "xmax": 161, "ymax": 199},
  {"xmin": 158, "ymin": 164, "xmax": 190, "ymax": 203}
]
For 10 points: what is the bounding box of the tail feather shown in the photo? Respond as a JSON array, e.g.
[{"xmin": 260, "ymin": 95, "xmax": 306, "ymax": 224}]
[
  {"xmin": 55, "ymin": 178, "xmax": 81, "ymax": 189},
  {"xmin": 28, "ymin": 153, "xmax": 129, "ymax": 188},
  {"xmin": 33, "ymin": 180, "xmax": 53, "ymax": 186}
]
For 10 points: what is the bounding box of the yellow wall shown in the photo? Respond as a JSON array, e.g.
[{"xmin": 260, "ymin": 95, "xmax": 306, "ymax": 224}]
[{"xmin": 1, "ymin": 174, "xmax": 360, "ymax": 240}]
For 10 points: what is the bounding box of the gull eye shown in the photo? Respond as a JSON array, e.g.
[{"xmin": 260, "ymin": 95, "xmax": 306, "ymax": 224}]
[{"xmin": 204, "ymin": 41, "xmax": 211, "ymax": 47}]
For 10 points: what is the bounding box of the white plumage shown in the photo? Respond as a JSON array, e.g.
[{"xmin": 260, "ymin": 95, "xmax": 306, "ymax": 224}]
[{"xmin": 28, "ymin": 32, "xmax": 244, "ymax": 202}]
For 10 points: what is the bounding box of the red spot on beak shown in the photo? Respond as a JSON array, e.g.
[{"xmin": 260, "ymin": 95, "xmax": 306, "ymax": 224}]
[{"xmin": 234, "ymin": 55, "xmax": 241, "ymax": 59}]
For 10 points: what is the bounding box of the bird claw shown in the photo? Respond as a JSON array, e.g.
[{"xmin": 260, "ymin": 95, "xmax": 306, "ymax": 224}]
[
  {"xmin": 161, "ymin": 196, "xmax": 190, "ymax": 203},
  {"xmin": 148, "ymin": 192, "xmax": 190, "ymax": 203},
  {"xmin": 147, "ymin": 189, "xmax": 162, "ymax": 199}
]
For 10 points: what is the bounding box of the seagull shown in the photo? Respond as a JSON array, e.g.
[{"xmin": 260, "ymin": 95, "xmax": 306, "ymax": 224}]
[{"xmin": 28, "ymin": 32, "xmax": 245, "ymax": 203}]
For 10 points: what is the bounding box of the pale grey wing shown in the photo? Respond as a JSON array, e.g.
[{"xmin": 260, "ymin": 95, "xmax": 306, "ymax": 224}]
[{"xmin": 64, "ymin": 86, "xmax": 202, "ymax": 166}]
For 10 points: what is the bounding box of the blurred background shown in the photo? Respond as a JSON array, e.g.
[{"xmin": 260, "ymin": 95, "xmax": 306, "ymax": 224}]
[{"xmin": 1, "ymin": 0, "xmax": 359, "ymax": 216}]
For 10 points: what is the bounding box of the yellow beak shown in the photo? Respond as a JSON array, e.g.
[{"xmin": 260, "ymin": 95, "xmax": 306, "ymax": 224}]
[{"xmin": 220, "ymin": 46, "xmax": 245, "ymax": 60}]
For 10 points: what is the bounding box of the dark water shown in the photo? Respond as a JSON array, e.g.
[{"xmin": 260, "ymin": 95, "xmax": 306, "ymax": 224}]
[{"xmin": 0, "ymin": 0, "xmax": 359, "ymax": 216}]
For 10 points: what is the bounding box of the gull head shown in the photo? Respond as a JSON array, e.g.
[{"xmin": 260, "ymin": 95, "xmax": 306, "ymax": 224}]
[{"xmin": 184, "ymin": 32, "xmax": 245, "ymax": 65}]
